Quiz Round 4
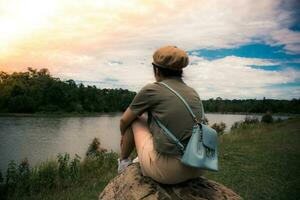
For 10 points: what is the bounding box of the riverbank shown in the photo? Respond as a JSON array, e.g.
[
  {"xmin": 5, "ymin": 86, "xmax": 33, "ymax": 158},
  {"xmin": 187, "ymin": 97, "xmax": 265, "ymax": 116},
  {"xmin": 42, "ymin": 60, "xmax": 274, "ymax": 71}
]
[{"xmin": 1, "ymin": 118, "xmax": 299, "ymax": 200}]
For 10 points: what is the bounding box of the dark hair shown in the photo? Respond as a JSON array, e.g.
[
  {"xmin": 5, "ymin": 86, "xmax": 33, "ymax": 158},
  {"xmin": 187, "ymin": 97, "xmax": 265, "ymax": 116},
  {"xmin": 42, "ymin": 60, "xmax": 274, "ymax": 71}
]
[{"xmin": 152, "ymin": 64, "xmax": 183, "ymax": 78}]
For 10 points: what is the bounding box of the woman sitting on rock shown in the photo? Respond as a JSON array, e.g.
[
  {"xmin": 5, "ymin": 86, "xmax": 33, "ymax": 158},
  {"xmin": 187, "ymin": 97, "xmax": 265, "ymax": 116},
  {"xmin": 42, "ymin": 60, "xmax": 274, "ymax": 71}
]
[{"xmin": 119, "ymin": 45, "xmax": 204, "ymax": 184}]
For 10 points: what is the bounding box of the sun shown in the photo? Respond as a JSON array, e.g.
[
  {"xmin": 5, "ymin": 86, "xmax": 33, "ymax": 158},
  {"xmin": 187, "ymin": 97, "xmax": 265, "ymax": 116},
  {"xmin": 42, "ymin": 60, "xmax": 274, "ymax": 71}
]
[
  {"xmin": 0, "ymin": 0, "xmax": 59, "ymax": 53},
  {"xmin": 0, "ymin": 0, "xmax": 138, "ymax": 55}
]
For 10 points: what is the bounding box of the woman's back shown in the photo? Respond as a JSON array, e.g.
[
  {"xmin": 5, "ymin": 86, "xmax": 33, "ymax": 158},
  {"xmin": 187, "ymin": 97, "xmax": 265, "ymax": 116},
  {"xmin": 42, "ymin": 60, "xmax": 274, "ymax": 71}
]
[{"xmin": 130, "ymin": 77, "xmax": 204, "ymax": 155}]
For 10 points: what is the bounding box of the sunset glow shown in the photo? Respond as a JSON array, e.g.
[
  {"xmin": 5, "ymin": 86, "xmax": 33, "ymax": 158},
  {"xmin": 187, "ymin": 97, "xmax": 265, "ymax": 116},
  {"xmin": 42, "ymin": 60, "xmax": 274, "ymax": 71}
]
[
  {"xmin": 0, "ymin": 0, "xmax": 299, "ymax": 99},
  {"xmin": 0, "ymin": 0, "xmax": 59, "ymax": 51}
]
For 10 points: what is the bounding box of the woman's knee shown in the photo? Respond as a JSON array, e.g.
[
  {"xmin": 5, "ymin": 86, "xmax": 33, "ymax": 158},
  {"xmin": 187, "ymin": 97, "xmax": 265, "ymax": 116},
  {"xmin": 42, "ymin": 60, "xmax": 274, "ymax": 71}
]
[
  {"xmin": 132, "ymin": 116, "xmax": 148, "ymax": 133},
  {"xmin": 131, "ymin": 116, "xmax": 151, "ymax": 153}
]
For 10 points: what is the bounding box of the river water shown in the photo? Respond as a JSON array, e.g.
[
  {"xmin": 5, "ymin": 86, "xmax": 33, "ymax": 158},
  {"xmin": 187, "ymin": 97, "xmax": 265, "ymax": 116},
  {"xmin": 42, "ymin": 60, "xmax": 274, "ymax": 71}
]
[{"xmin": 0, "ymin": 113, "xmax": 288, "ymax": 171}]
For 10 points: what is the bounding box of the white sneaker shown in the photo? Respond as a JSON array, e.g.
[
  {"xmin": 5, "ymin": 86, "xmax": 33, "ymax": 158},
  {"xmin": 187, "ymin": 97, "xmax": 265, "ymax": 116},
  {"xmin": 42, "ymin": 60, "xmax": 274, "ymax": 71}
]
[
  {"xmin": 132, "ymin": 157, "xmax": 139, "ymax": 163},
  {"xmin": 117, "ymin": 158, "xmax": 132, "ymax": 173}
]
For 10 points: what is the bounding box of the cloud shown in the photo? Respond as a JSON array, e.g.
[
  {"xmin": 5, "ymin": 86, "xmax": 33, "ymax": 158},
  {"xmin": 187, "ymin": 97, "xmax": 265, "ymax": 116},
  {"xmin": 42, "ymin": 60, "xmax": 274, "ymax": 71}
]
[
  {"xmin": 0, "ymin": 0, "xmax": 299, "ymax": 99},
  {"xmin": 269, "ymin": 29, "xmax": 300, "ymax": 53},
  {"xmin": 75, "ymin": 55, "xmax": 300, "ymax": 100},
  {"xmin": 183, "ymin": 56, "xmax": 300, "ymax": 99}
]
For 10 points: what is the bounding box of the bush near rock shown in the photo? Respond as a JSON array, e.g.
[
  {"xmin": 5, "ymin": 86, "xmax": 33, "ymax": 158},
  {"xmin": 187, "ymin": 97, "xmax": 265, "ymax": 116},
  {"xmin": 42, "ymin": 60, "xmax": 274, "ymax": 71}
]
[
  {"xmin": 211, "ymin": 122, "xmax": 226, "ymax": 135},
  {"xmin": 244, "ymin": 116, "xmax": 259, "ymax": 124},
  {"xmin": 261, "ymin": 112, "xmax": 273, "ymax": 123},
  {"xmin": 231, "ymin": 116, "xmax": 259, "ymax": 130},
  {"xmin": 99, "ymin": 163, "xmax": 242, "ymax": 200}
]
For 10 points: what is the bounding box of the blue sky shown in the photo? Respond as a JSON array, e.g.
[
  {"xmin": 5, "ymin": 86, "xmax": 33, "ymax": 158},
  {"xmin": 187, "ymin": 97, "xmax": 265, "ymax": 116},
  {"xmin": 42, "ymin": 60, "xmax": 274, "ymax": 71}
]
[
  {"xmin": 0, "ymin": 0, "xmax": 299, "ymax": 99},
  {"xmin": 189, "ymin": 43, "xmax": 300, "ymax": 92},
  {"xmin": 189, "ymin": 44, "xmax": 300, "ymax": 61},
  {"xmin": 192, "ymin": 41, "xmax": 300, "ymax": 93}
]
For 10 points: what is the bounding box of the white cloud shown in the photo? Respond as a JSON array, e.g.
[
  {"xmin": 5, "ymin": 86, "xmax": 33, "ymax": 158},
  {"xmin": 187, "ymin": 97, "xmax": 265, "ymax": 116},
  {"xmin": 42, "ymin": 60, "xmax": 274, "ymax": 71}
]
[
  {"xmin": 183, "ymin": 56, "xmax": 300, "ymax": 99},
  {"xmin": 269, "ymin": 29, "xmax": 300, "ymax": 53},
  {"xmin": 0, "ymin": 0, "xmax": 299, "ymax": 99},
  {"xmin": 69, "ymin": 55, "xmax": 300, "ymax": 100}
]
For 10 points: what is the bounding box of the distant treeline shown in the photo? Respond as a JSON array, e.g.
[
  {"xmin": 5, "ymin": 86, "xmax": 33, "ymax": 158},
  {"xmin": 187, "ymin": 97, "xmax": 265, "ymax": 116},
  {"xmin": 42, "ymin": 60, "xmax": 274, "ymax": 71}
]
[
  {"xmin": 202, "ymin": 98, "xmax": 300, "ymax": 114},
  {"xmin": 0, "ymin": 68, "xmax": 136, "ymax": 113},
  {"xmin": 0, "ymin": 68, "xmax": 299, "ymax": 114}
]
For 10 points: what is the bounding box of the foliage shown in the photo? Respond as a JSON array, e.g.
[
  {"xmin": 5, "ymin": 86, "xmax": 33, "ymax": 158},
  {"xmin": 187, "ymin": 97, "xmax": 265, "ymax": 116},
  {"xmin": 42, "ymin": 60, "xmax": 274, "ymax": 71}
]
[
  {"xmin": 202, "ymin": 97, "xmax": 300, "ymax": 114},
  {"xmin": 211, "ymin": 122, "xmax": 226, "ymax": 135},
  {"xmin": 244, "ymin": 116, "xmax": 259, "ymax": 124},
  {"xmin": 231, "ymin": 116, "xmax": 260, "ymax": 130},
  {"xmin": 86, "ymin": 138, "xmax": 101, "ymax": 157},
  {"xmin": 261, "ymin": 111, "xmax": 274, "ymax": 123},
  {"xmin": 1, "ymin": 69, "xmax": 300, "ymax": 114},
  {"xmin": 0, "ymin": 68, "xmax": 136, "ymax": 113},
  {"xmin": 231, "ymin": 121, "xmax": 242, "ymax": 130},
  {"xmin": 0, "ymin": 140, "xmax": 118, "ymax": 200},
  {"xmin": 69, "ymin": 155, "xmax": 81, "ymax": 179}
]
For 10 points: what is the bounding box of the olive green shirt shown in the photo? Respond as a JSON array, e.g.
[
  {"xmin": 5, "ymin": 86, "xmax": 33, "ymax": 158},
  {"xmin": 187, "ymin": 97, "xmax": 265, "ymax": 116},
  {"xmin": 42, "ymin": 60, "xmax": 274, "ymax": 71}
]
[{"xmin": 129, "ymin": 77, "xmax": 204, "ymax": 155}]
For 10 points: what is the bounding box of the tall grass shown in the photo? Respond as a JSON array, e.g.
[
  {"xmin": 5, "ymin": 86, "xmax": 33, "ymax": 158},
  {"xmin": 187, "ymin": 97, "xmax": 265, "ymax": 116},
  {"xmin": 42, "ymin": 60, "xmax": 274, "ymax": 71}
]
[
  {"xmin": 0, "ymin": 138, "xmax": 118, "ymax": 200},
  {"xmin": 206, "ymin": 118, "xmax": 300, "ymax": 200}
]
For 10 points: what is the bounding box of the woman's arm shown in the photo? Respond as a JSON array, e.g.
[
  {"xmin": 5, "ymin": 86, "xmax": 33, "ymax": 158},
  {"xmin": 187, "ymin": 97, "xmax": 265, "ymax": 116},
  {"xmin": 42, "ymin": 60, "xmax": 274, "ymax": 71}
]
[
  {"xmin": 120, "ymin": 107, "xmax": 137, "ymax": 135},
  {"xmin": 120, "ymin": 83, "xmax": 156, "ymax": 135}
]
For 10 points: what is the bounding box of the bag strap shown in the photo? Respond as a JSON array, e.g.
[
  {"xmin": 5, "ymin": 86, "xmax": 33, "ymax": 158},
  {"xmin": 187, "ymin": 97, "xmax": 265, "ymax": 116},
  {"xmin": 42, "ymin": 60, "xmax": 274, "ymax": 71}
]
[
  {"xmin": 152, "ymin": 115, "xmax": 185, "ymax": 152},
  {"xmin": 158, "ymin": 82, "xmax": 205, "ymax": 123},
  {"xmin": 200, "ymin": 101, "xmax": 206, "ymax": 124}
]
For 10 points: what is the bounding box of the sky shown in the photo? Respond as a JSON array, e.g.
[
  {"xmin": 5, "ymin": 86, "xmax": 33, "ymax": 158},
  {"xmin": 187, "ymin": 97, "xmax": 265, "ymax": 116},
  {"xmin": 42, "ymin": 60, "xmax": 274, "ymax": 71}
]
[{"xmin": 0, "ymin": 0, "xmax": 299, "ymax": 99}]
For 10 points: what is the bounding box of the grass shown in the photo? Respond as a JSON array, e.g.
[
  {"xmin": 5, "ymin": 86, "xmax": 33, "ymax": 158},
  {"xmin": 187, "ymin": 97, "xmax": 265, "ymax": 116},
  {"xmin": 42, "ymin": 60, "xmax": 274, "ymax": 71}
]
[
  {"xmin": 206, "ymin": 118, "xmax": 300, "ymax": 200},
  {"xmin": 0, "ymin": 140, "xmax": 119, "ymax": 200},
  {"xmin": 0, "ymin": 118, "xmax": 299, "ymax": 200}
]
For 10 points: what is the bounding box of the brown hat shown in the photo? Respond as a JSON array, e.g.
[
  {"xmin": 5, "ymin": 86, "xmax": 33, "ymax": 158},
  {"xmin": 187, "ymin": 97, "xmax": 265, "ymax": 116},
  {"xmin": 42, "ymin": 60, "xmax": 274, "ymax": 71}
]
[{"xmin": 152, "ymin": 45, "xmax": 189, "ymax": 71}]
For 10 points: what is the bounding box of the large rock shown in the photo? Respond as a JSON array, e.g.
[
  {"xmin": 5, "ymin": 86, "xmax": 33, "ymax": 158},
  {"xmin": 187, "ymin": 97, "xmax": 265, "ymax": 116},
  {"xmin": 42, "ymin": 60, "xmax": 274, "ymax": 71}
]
[{"xmin": 99, "ymin": 163, "xmax": 242, "ymax": 200}]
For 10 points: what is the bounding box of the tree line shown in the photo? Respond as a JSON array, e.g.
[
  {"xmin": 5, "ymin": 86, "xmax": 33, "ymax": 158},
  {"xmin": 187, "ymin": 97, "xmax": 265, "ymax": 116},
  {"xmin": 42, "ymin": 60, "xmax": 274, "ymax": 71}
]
[
  {"xmin": 0, "ymin": 68, "xmax": 299, "ymax": 114},
  {"xmin": 0, "ymin": 68, "xmax": 136, "ymax": 113},
  {"xmin": 202, "ymin": 97, "xmax": 300, "ymax": 114}
]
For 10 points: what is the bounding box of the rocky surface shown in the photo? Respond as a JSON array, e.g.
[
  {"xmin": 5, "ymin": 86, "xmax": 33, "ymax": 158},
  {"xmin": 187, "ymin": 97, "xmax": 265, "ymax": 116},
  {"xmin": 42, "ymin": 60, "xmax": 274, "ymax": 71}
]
[{"xmin": 99, "ymin": 163, "xmax": 242, "ymax": 200}]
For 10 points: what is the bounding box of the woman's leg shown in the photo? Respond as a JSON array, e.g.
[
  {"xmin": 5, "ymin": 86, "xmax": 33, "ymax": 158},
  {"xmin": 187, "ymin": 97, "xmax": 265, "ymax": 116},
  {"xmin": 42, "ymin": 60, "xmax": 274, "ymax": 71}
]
[
  {"xmin": 120, "ymin": 115, "xmax": 150, "ymax": 160},
  {"xmin": 120, "ymin": 126, "xmax": 135, "ymax": 160},
  {"xmin": 119, "ymin": 115, "xmax": 151, "ymax": 173},
  {"xmin": 131, "ymin": 116, "xmax": 150, "ymax": 156}
]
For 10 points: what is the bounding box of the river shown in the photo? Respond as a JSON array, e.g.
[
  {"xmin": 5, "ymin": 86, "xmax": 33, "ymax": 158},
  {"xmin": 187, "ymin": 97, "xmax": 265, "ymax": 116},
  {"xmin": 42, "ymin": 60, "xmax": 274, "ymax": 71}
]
[{"xmin": 0, "ymin": 113, "xmax": 288, "ymax": 172}]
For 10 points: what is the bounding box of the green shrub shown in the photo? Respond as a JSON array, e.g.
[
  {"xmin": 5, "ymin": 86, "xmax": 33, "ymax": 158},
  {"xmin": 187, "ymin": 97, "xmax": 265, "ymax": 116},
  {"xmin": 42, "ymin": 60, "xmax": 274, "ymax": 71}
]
[
  {"xmin": 0, "ymin": 138, "xmax": 118, "ymax": 199},
  {"xmin": 57, "ymin": 153, "xmax": 70, "ymax": 180},
  {"xmin": 69, "ymin": 154, "xmax": 81, "ymax": 179},
  {"xmin": 17, "ymin": 158, "xmax": 30, "ymax": 193},
  {"xmin": 231, "ymin": 121, "xmax": 242, "ymax": 130},
  {"xmin": 6, "ymin": 161, "xmax": 17, "ymax": 186},
  {"xmin": 32, "ymin": 161, "xmax": 58, "ymax": 191},
  {"xmin": 231, "ymin": 116, "xmax": 259, "ymax": 131},
  {"xmin": 244, "ymin": 116, "xmax": 259, "ymax": 124},
  {"xmin": 261, "ymin": 112, "xmax": 273, "ymax": 123},
  {"xmin": 86, "ymin": 138, "xmax": 103, "ymax": 157},
  {"xmin": 211, "ymin": 122, "xmax": 226, "ymax": 135}
]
